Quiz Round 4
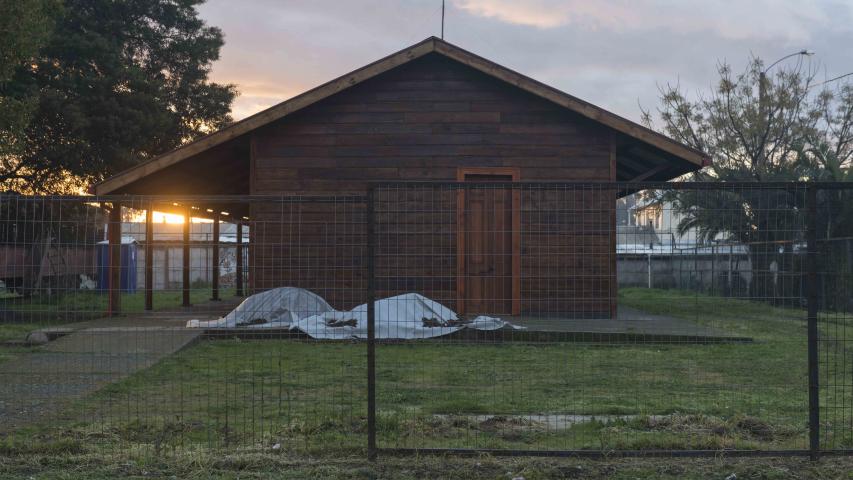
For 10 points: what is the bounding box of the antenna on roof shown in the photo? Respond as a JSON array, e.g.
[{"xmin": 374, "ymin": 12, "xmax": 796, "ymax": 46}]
[{"xmin": 441, "ymin": 0, "xmax": 445, "ymax": 39}]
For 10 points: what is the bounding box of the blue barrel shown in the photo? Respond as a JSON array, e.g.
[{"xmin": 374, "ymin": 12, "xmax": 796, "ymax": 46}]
[{"xmin": 97, "ymin": 239, "xmax": 138, "ymax": 293}]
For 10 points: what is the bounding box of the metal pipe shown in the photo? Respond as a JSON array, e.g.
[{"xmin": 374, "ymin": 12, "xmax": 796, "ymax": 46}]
[
  {"xmin": 806, "ymin": 185, "xmax": 820, "ymax": 460},
  {"xmin": 366, "ymin": 185, "xmax": 377, "ymax": 460}
]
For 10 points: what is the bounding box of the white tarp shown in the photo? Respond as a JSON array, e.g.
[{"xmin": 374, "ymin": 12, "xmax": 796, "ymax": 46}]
[
  {"xmin": 187, "ymin": 287, "xmax": 522, "ymax": 339},
  {"xmin": 186, "ymin": 287, "xmax": 332, "ymax": 329}
]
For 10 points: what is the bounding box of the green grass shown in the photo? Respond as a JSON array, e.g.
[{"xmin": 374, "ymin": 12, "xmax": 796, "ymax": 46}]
[
  {"xmin": 6, "ymin": 288, "xmax": 853, "ymax": 460},
  {"xmin": 0, "ymin": 287, "xmax": 235, "ymax": 334},
  {"xmin": 0, "ymin": 287, "xmax": 237, "ymax": 364},
  {"xmin": 0, "ymin": 322, "xmax": 42, "ymax": 343},
  {"xmin": 1, "ymin": 287, "xmax": 236, "ymax": 318}
]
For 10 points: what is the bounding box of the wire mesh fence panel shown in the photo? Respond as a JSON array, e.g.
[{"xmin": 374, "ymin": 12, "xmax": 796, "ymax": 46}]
[
  {"xmin": 815, "ymin": 188, "xmax": 853, "ymax": 452},
  {"xmin": 372, "ymin": 182, "xmax": 818, "ymax": 454},
  {"xmin": 0, "ymin": 184, "xmax": 850, "ymax": 458},
  {"xmin": 0, "ymin": 194, "xmax": 367, "ymax": 456}
]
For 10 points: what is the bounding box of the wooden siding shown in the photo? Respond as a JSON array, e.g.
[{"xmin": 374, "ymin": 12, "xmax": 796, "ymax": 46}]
[{"xmin": 250, "ymin": 53, "xmax": 614, "ymax": 316}]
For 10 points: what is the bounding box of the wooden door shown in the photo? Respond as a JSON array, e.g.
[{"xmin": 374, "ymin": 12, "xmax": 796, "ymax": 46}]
[{"xmin": 457, "ymin": 168, "xmax": 520, "ymax": 316}]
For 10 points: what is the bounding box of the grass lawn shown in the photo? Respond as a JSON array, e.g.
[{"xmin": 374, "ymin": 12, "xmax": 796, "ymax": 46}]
[
  {"xmin": 3, "ymin": 288, "xmax": 852, "ymax": 476},
  {"xmin": 0, "ymin": 287, "xmax": 237, "ymax": 334},
  {"xmin": 0, "ymin": 287, "xmax": 236, "ymax": 364},
  {"xmin": 1, "ymin": 286, "xmax": 236, "ymax": 322}
]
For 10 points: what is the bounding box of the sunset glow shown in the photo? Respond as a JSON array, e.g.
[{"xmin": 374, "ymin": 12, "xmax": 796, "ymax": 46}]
[{"xmin": 126, "ymin": 210, "xmax": 214, "ymax": 223}]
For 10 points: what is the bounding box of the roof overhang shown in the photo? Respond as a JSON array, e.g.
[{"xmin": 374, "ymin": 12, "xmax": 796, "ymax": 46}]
[{"xmin": 94, "ymin": 36, "xmax": 709, "ymax": 196}]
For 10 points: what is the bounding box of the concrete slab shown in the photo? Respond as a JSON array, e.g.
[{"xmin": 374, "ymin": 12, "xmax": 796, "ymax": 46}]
[
  {"xmin": 490, "ymin": 305, "xmax": 749, "ymax": 343},
  {"xmin": 0, "ymin": 298, "xmax": 240, "ymax": 433},
  {"xmin": 199, "ymin": 303, "xmax": 750, "ymax": 343},
  {"xmin": 507, "ymin": 306, "xmax": 725, "ymax": 336}
]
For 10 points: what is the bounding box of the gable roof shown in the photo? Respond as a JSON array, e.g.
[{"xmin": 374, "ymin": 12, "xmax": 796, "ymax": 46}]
[{"xmin": 94, "ymin": 36, "xmax": 709, "ymax": 195}]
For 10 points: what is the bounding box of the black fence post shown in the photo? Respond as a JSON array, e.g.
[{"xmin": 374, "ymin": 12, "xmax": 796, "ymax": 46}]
[
  {"xmin": 806, "ymin": 183, "xmax": 820, "ymax": 460},
  {"xmin": 366, "ymin": 185, "xmax": 377, "ymax": 460}
]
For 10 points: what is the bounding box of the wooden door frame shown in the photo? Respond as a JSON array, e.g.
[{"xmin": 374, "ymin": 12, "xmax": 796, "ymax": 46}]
[{"xmin": 456, "ymin": 167, "xmax": 521, "ymax": 316}]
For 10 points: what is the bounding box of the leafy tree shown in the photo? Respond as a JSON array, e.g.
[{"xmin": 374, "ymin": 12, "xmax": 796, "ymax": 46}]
[
  {"xmin": 0, "ymin": 0, "xmax": 59, "ymax": 83},
  {"xmin": 802, "ymin": 83, "xmax": 853, "ymax": 239},
  {"xmin": 0, "ymin": 0, "xmax": 61, "ymax": 190},
  {"xmin": 1, "ymin": 0, "xmax": 237, "ymax": 193},
  {"xmin": 643, "ymin": 57, "xmax": 852, "ymax": 300}
]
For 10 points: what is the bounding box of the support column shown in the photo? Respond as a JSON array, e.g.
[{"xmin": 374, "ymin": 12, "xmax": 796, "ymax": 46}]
[
  {"xmin": 108, "ymin": 202, "xmax": 122, "ymax": 316},
  {"xmin": 183, "ymin": 207, "xmax": 191, "ymax": 307},
  {"xmin": 248, "ymin": 217, "xmax": 255, "ymax": 294},
  {"xmin": 144, "ymin": 205, "xmax": 153, "ymax": 310},
  {"xmin": 211, "ymin": 213, "xmax": 220, "ymax": 301},
  {"xmin": 235, "ymin": 222, "xmax": 244, "ymax": 296}
]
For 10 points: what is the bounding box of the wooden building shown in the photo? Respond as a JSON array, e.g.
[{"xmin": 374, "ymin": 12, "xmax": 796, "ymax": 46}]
[{"xmin": 93, "ymin": 37, "xmax": 708, "ymax": 319}]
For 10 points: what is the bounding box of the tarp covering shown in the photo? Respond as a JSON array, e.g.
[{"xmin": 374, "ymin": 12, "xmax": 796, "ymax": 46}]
[
  {"xmin": 187, "ymin": 287, "xmax": 332, "ymax": 329},
  {"xmin": 187, "ymin": 287, "xmax": 521, "ymax": 339}
]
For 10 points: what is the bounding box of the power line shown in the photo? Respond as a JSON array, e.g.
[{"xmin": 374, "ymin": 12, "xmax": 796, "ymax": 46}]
[{"xmin": 816, "ymin": 71, "xmax": 853, "ymax": 87}]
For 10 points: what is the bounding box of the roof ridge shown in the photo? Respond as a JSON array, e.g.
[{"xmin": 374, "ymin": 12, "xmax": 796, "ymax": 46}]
[{"xmin": 94, "ymin": 37, "xmax": 708, "ymax": 195}]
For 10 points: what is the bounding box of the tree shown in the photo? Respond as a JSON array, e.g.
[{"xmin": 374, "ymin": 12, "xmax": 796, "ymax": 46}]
[
  {"xmin": 801, "ymin": 84, "xmax": 853, "ymax": 309},
  {"xmin": 643, "ymin": 57, "xmax": 852, "ymax": 300},
  {"xmin": 0, "ymin": 0, "xmax": 61, "ymax": 190},
  {"xmin": 802, "ymin": 83, "xmax": 853, "ymax": 239},
  {"xmin": 1, "ymin": 0, "xmax": 237, "ymax": 193}
]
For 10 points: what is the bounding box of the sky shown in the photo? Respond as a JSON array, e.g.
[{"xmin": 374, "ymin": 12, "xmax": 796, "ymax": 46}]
[{"xmin": 197, "ymin": 0, "xmax": 853, "ymax": 124}]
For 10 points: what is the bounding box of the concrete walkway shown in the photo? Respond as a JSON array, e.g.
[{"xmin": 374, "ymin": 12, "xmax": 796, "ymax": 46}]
[{"xmin": 0, "ymin": 298, "xmax": 239, "ymax": 433}]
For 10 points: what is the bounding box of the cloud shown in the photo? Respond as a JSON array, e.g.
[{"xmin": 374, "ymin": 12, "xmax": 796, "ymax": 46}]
[
  {"xmin": 197, "ymin": 0, "xmax": 853, "ymax": 123},
  {"xmin": 452, "ymin": 0, "xmax": 569, "ymax": 28},
  {"xmin": 452, "ymin": 0, "xmax": 840, "ymax": 42}
]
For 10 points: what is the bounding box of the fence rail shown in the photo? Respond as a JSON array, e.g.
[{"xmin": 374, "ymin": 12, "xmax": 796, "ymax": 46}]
[{"xmin": 0, "ymin": 182, "xmax": 850, "ymax": 459}]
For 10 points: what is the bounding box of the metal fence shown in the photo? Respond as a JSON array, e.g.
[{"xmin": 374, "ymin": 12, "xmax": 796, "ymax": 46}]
[{"xmin": 0, "ymin": 182, "xmax": 850, "ymax": 459}]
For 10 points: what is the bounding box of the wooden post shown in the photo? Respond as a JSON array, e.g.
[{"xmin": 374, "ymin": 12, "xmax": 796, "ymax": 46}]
[
  {"xmin": 235, "ymin": 222, "xmax": 244, "ymax": 296},
  {"xmin": 183, "ymin": 207, "xmax": 191, "ymax": 307},
  {"xmin": 108, "ymin": 202, "xmax": 122, "ymax": 316},
  {"xmin": 609, "ymin": 134, "xmax": 618, "ymax": 319},
  {"xmin": 211, "ymin": 213, "xmax": 220, "ymax": 301},
  {"xmin": 248, "ymin": 218, "xmax": 254, "ymax": 294},
  {"xmin": 144, "ymin": 206, "xmax": 153, "ymax": 310},
  {"xmin": 163, "ymin": 242, "xmax": 169, "ymax": 291}
]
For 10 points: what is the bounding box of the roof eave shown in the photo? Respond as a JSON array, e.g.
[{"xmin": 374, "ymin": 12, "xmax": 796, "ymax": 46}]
[{"xmin": 94, "ymin": 36, "xmax": 709, "ymax": 195}]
